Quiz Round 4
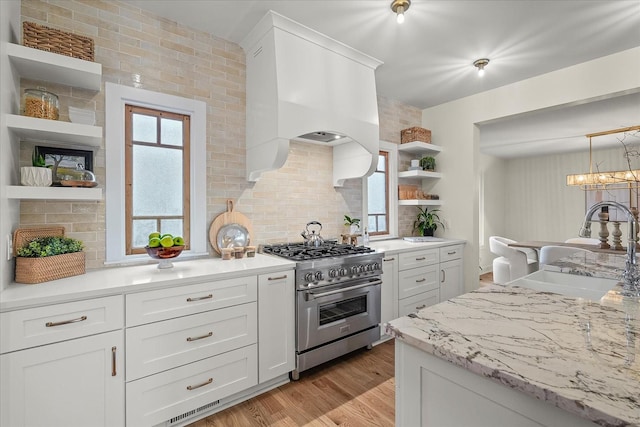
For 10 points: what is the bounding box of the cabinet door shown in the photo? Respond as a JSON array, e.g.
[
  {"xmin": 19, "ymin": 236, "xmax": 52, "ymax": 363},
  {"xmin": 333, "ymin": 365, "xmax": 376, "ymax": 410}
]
[
  {"xmin": 440, "ymin": 258, "xmax": 463, "ymax": 302},
  {"xmin": 258, "ymin": 270, "xmax": 295, "ymax": 383},
  {"xmin": 0, "ymin": 330, "xmax": 124, "ymax": 427},
  {"xmin": 381, "ymin": 256, "xmax": 399, "ymax": 338},
  {"xmin": 398, "ymin": 290, "xmax": 439, "ymax": 317}
]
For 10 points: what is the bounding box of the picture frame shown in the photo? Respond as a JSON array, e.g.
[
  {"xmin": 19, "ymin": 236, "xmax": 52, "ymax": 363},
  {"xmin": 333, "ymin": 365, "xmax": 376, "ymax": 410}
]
[{"xmin": 36, "ymin": 146, "xmax": 94, "ymax": 184}]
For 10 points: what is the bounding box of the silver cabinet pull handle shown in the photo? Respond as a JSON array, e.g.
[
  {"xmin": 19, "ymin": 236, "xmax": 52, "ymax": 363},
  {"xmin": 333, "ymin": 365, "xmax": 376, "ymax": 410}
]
[
  {"xmin": 268, "ymin": 275, "xmax": 288, "ymax": 281},
  {"xmin": 111, "ymin": 346, "xmax": 117, "ymax": 377},
  {"xmin": 383, "ymin": 257, "xmax": 395, "ymax": 261},
  {"xmin": 416, "ymin": 304, "xmax": 426, "ymax": 310},
  {"xmin": 415, "ymin": 257, "xmax": 426, "ymax": 261},
  {"xmin": 45, "ymin": 315, "xmax": 87, "ymax": 327},
  {"xmin": 186, "ymin": 332, "xmax": 213, "ymax": 342},
  {"xmin": 447, "ymin": 251, "xmax": 456, "ymax": 255},
  {"xmin": 186, "ymin": 294, "xmax": 212, "ymax": 302},
  {"xmin": 441, "ymin": 270, "xmax": 446, "ymax": 282},
  {"xmin": 416, "ymin": 278, "xmax": 426, "ymax": 283},
  {"xmin": 187, "ymin": 378, "xmax": 213, "ymax": 390}
]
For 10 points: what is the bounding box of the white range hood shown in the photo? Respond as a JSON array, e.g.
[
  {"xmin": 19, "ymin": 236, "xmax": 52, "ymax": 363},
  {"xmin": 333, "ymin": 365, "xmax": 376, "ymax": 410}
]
[{"xmin": 240, "ymin": 11, "xmax": 383, "ymax": 187}]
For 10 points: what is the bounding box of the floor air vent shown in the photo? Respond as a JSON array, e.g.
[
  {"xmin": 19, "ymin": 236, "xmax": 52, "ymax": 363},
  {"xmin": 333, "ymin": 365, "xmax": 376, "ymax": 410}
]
[{"xmin": 167, "ymin": 400, "xmax": 220, "ymax": 426}]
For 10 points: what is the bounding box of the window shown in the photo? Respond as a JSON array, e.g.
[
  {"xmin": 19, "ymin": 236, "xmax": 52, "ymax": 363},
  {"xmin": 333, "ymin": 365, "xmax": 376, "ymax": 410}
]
[
  {"xmin": 368, "ymin": 152, "xmax": 389, "ymax": 235},
  {"xmin": 124, "ymin": 105, "xmax": 190, "ymax": 254},
  {"xmin": 363, "ymin": 141, "xmax": 398, "ymax": 239},
  {"xmin": 105, "ymin": 83, "xmax": 207, "ymax": 264}
]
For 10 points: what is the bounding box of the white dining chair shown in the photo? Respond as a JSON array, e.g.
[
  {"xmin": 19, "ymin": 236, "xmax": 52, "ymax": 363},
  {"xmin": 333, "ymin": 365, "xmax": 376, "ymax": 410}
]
[
  {"xmin": 489, "ymin": 236, "xmax": 539, "ymax": 285},
  {"xmin": 540, "ymin": 245, "xmax": 593, "ymax": 267},
  {"xmin": 564, "ymin": 237, "xmax": 600, "ymax": 245}
]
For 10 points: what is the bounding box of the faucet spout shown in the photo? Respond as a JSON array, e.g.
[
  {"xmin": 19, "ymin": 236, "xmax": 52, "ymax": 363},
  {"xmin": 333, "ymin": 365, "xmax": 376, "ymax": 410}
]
[{"xmin": 579, "ymin": 201, "xmax": 640, "ymax": 297}]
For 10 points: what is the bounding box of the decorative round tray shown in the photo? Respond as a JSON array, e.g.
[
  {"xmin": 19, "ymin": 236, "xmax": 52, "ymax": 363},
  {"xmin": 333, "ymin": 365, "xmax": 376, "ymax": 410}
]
[
  {"xmin": 60, "ymin": 180, "xmax": 98, "ymax": 188},
  {"xmin": 216, "ymin": 223, "xmax": 250, "ymax": 250}
]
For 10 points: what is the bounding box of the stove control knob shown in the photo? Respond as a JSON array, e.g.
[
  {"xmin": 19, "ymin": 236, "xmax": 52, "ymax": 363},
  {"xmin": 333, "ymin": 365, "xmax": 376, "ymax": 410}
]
[
  {"xmin": 365, "ymin": 264, "xmax": 373, "ymax": 272},
  {"xmin": 350, "ymin": 266, "xmax": 359, "ymax": 275},
  {"xmin": 339, "ymin": 267, "xmax": 347, "ymax": 276},
  {"xmin": 358, "ymin": 265, "xmax": 366, "ymax": 273},
  {"xmin": 328, "ymin": 269, "xmax": 338, "ymax": 278},
  {"xmin": 315, "ymin": 271, "xmax": 324, "ymax": 281},
  {"xmin": 372, "ymin": 262, "xmax": 380, "ymax": 271},
  {"xmin": 304, "ymin": 272, "xmax": 314, "ymax": 282}
]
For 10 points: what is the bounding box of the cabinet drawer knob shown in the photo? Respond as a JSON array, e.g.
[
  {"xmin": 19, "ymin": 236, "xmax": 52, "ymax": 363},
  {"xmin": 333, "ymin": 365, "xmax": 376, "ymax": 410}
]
[
  {"xmin": 186, "ymin": 294, "xmax": 213, "ymax": 302},
  {"xmin": 186, "ymin": 331, "xmax": 213, "ymax": 342},
  {"xmin": 187, "ymin": 378, "xmax": 213, "ymax": 390},
  {"xmin": 415, "ymin": 257, "xmax": 426, "ymax": 261},
  {"xmin": 45, "ymin": 315, "xmax": 87, "ymax": 327},
  {"xmin": 415, "ymin": 278, "xmax": 426, "ymax": 283},
  {"xmin": 268, "ymin": 275, "xmax": 288, "ymax": 281}
]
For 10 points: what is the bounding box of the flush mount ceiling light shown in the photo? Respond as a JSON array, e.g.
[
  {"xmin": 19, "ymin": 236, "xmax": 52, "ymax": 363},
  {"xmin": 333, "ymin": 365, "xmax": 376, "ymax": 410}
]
[
  {"xmin": 473, "ymin": 58, "xmax": 490, "ymax": 76},
  {"xmin": 391, "ymin": 0, "xmax": 411, "ymax": 24},
  {"xmin": 566, "ymin": 125, "xmax": 640, "ymax": 190}
]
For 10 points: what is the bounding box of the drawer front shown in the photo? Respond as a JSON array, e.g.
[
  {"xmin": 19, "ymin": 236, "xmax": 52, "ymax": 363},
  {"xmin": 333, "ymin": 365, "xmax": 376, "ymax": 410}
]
[
  {"xmin": 440, "ymin": 244, "xmax": 463, "ymax": 262},
  {"xmin": 1, "ymin": 295, "xmax": 124, "ymax": 353},
  {"xmin": 398, "ymin": 290, "xmax": 439, "ymax": 317},
  {"xmin": 399, "ymin": 249, "xmax": 439, "ymax": 270},
  {"xmin": 126, "ymin": 302, "xmax": 257, "ymax": 381},
  {"xmin": 398, "ymin": 265, "xmax": 439, "ymax": 300},
  {"xmin": 126, "ymin": 344, "xmax": 258, "ymax": 427},
  {"xmin": 126, "ymin": 276, "xmax": 257, "ymax": 326}
]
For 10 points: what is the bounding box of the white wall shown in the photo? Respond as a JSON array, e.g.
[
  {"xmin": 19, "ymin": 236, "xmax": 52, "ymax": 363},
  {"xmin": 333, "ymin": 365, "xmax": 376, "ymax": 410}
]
[
  {"xmin": 423, "ymin": 47, "xmax": 640, "ymax": 292},
  {"xmin": 478, "ymin": 152, "xmax": 506, "ymax": 272},
  {"xmin": 0, "ymin": 0, "xmax": 21, "ymax": 292}
]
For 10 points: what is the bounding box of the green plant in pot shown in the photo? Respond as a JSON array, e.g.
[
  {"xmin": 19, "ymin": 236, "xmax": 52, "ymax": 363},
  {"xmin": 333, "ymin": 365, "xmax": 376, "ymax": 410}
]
[
  {"xmin": 20, "ymin": 147, "xmax": 52, "ymax": 187},
  {"xmin": 344, "ymin": 215, "xmax": 361, "ymax": 234},
  {"xmin": 420, "ymin": 156, "xmax": 436, "ymax": 171},
  {"xmin": 413, "ymin": 206, "xmax": 445, "ymax": 237}
]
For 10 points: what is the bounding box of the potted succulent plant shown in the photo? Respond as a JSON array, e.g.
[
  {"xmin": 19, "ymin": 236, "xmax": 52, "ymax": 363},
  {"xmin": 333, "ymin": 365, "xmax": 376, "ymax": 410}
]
[
  {"xmin": 20, "ymin": 146, "xmax": 52, "ymax": 187},
  {"xmin": 15, "ymin": 234, "xmax": 85, "ymax": 283},
  {"xmin": 413, "ymin": 206, "xmax": 445, "ymax": 237},
  {"xmin": 420, "ymin": 156, "xmax": 436, "ymax": 171},
  {"xmin": 344, "ymin": 215, "xmax": 361, "ymax": 234}
]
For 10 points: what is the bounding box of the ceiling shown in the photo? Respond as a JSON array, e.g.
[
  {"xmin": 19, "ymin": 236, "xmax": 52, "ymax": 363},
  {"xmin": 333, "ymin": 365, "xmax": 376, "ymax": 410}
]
[{"xmin": 128, "ymin": 0, "xmax": 640, "ymax": 157}]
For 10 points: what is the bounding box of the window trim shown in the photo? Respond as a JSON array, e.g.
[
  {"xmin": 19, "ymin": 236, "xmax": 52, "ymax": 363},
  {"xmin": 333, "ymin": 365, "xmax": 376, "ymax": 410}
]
[
  {"xmin": 363, "ymin": 140, "xmax": 398, "ymax": 240},
  {"xmin": 105, "ymin": 82, "xmax": 207, "ymax": 264}
]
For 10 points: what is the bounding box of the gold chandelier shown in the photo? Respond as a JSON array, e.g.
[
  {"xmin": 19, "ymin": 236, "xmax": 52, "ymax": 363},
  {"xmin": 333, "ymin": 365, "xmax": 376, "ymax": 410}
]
[{"xmin": 566, "ymin": 125, "xmax": 640, "ymax": 189}]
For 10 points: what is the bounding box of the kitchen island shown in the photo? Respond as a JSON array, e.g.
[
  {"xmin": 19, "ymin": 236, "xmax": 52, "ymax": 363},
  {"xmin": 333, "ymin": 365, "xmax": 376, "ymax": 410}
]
[{"xmin": 387, "ymin": 252, "xmax": 639, "ymax": 427}]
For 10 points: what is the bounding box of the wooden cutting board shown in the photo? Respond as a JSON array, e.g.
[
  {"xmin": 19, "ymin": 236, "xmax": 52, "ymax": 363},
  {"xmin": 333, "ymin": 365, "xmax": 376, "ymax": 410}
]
[{"xmin": 208, "ymin": 200, "xmax": 254, "ymax": 254}]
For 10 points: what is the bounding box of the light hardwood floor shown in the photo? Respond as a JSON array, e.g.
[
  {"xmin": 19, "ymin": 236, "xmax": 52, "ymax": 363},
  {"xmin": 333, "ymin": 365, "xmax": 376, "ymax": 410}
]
[{"xmin": 189, "ymin": 340, "xmax": 395, "ymax": 427}]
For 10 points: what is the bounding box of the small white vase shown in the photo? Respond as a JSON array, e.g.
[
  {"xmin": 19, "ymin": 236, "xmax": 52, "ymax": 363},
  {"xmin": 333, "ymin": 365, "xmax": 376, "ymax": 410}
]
[{"xmin": 20, "ymin": 167, "xmax": 52, "ymax": 187}]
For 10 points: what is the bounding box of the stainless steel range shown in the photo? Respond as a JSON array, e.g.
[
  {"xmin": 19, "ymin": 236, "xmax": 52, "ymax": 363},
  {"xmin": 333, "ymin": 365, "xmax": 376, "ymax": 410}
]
[{"xmin": 261, "ymin": 241, "xmax": 383, "ymax": 380}]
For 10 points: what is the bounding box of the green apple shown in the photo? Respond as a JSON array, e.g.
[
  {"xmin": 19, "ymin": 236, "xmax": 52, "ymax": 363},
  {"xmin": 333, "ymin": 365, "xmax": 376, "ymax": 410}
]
[
  {"xmin": 173, "ymin": 236, "xmax": 185, "ymax": 246},
  {"xmin": 160, "ymin": 235, "xmax": 174, "ymax": 248},
  {"xmin": 148, "ymin": 232, "xmax": 161, "ymax": 240},
  {"xmin": 148, "ymin": 237, "xmax": 161, "ymax": 248}
]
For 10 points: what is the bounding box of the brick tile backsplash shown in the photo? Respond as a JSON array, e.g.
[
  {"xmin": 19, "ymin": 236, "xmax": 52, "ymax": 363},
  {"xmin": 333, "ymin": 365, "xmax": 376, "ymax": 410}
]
[{"xmin": 19, "ymin": 0, "xmax": 422, "ymax": 267}]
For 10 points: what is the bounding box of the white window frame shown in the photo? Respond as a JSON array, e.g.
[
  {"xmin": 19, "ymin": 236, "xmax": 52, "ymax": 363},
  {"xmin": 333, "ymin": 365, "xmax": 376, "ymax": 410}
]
[
  {"xmin": 362, "ymin": 140, "xmax": 398, "ymax": 240},
  {"xmin": 105, "ymin": 82, "xmax": 207, "ymax": 264}
]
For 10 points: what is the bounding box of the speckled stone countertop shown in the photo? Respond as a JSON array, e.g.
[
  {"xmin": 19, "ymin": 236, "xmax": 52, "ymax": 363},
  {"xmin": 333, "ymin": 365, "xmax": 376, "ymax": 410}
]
[
  {"xmin": 545, "ymin": 251, "xmax": 626, "ymax": 281},
  {"xmin": 387, "ymin": 256, "xmax": 640, "ymax": 426}
]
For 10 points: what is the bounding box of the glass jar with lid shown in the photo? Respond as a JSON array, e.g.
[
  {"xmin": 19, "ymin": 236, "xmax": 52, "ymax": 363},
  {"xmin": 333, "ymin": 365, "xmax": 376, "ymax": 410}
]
[{"xmin": 22, "ymin": 87, "xmax": 59, "ymax": 120}]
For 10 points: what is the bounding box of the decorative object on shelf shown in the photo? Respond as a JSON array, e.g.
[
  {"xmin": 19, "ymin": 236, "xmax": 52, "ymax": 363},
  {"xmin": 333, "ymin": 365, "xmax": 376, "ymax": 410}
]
[
  {"xmin": 145, "ymin": 231, "xmax": 185, "ymax": 269},
  {"xmin": 23, "ymin": 21, "xmax": 95, "ymax": 61},
  {"xmin": 36, "ymin": 145, "xmax": 94, "ymax": 186},
  {"xmin": 566, "ymin": 125, "xmax": 640, "ymax": 190},
  {"xmin": 390, "ymin": 0, "xmax": 411, "ymax": 24},
  {"xmin": 13, "ymin": 226, "xmax": 85, "ymax": 284},
  {"xmin": 413, "ymin": 206, "xmax": 445, "ymax": 237},
  {"xmin": 20, "ymin": 147, "xmax": 52, "ymax": 187},
  {"xmin": 343, "ymin": 214, "xmax": 361, "ymax": 234},
  {"xmin": 399, "ymin": 184, "xmax": 419, "ymax": 200},
  {"xmin": 208, "ymin": 200, "xmax": 254, "ymax": 255},
  {"xmin": 611, "ymin": 221, "xmax": 623, "ymax": 251},
  {"xmin": 401, "ymin": 126, "xmax": 431, "ymax": 144},
  {"xmin": 23, "ymin": 87, "xmax": 59, "ymax": 120},
  {"xmin": 598, "ymin": 210, "xmax": 610, "ymax": 249},
  {"xmin": 420, "ymin": 156, "xmax": 436, "ymax": 171},
  {"xmin": 68, "ymin": 106, "xmax": 96, "ymax": 125}
]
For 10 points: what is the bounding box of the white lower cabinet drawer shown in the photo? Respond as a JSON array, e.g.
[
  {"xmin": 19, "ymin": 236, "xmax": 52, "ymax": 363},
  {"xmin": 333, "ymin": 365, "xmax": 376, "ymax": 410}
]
[
  {"xmin": 0, "ymin": 295, "xmax": 124, "ymax": 353},
  {"xmin": 440, "ymin": 244, "xmax": 463, "ymax": 262},
  {"xmin": 398, "ymin": 265, "xmax": 439, "ymax": 299},
  {"xmin": 399, "ymin": 249, "xmax": 439, "ymax": 270},
  {"xmin": 126, "ymin": 344, "xmax": 258, "ymax": 427},
  {"xmin": 126, "ymin": 302, "xmax": 257, "ymax": 381},
  {"xmin": 126, "ymin": 276, "xmax": 257, "ymax": 327},
  {"xmin": 398, "ymin": 290, "xmax": 440, "ymax": 317}
]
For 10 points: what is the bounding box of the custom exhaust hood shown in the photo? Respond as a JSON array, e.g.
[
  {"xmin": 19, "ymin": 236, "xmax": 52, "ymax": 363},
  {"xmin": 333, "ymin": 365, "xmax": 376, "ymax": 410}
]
[{"xmin": 240, "ymin": 11, "xmax": 383, "ymax": 187}]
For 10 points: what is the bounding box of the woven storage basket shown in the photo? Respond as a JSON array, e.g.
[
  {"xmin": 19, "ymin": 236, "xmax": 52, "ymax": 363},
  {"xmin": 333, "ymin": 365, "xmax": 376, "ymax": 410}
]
[
  {"xmin": 14, "ymin": 226, "xmax": 85, "ymax": 284},
  {"xmin": 23, "ymin": 21, "xmax": 95, "ymax": 62},
  {"xmin": 401, "ymin": 127, "xmax": 432, "ymax": 144}
]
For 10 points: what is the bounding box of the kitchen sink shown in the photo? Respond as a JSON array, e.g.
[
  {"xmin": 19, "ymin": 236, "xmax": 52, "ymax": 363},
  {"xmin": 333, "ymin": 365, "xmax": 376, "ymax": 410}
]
[{"xmin": 508, "ymin": 269, "xmax": 619, "ymax": 301}]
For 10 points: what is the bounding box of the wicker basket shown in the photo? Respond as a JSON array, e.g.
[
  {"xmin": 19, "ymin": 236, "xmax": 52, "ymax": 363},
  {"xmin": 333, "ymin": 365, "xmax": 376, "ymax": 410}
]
[
  {"xmin": 14, "ymin": 226, "xmax": 86, "ymax": 284},
  {"xmin": 401, "ymin": 127, "xmax": 432, "ymax": 144},
  {"xmin": 23, "ymin": 21, "xmax": 95, "ymax": 62}
]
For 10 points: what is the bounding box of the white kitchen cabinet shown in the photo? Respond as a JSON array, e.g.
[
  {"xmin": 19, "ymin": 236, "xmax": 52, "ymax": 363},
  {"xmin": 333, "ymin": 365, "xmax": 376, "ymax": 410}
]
[
  {"xmin": 258, "ymin": 270, "xmax": 295, "ymax": 383},
  {"xmin": 439, "ymin": 244, "xmax": 464, "ymax": 302},
  {"xmin": 398, "ymin": 289, "xmax": 440, "ymax": 317},
  {"xmin": 379, "ymin": 255, "xmax": 399, "ymax": 340},
  {"xmin": 1, "ymin": 330, "xmax": 124, "ymax": 427}
]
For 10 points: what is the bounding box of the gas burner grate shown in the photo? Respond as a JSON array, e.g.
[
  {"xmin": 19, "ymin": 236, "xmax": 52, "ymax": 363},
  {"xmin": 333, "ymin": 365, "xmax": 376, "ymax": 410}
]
[{"xmin": 262, "ymin": 242, "xmax": 375, "ymax": 261}]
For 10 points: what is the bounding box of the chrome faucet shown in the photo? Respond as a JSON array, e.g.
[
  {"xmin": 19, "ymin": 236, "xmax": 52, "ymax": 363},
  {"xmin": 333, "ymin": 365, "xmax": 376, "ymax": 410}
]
[{"xmin": 579, "ymin": 201, "xmax": 640, "ymax": 297}]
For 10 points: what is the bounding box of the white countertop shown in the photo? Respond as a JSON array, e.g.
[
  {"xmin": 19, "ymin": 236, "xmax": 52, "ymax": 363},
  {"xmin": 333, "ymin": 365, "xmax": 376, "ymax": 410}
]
[
  {"xmin": 0, "ymin": 254, "xmax": 296, "ymax": 312},
  {"xmin": 368, "ymin": 237, "xmax": 465, "ymax": 254}
]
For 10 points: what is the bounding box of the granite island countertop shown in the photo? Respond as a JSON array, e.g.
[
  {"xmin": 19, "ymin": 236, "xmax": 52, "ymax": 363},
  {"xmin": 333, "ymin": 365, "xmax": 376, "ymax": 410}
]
[{"xmin": 386, "ymin": 281, "xmax": 639, "ymax": 426}]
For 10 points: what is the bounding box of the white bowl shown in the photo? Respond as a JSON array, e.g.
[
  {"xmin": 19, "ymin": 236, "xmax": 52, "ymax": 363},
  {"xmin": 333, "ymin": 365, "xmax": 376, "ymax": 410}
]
[{"xmin": 68, "ymin": 106, "xmax": 95, "ymax": 125}]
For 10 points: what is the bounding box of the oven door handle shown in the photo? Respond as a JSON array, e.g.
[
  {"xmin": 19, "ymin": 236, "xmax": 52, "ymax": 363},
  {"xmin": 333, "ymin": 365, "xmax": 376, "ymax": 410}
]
[{"xmin": 305, "ymin": 279, "xmax": 382, "ymax": 300}]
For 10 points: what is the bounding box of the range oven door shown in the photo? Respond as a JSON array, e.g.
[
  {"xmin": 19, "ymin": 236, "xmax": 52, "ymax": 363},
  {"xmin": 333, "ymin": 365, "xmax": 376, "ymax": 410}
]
[{"xmin": 296, "ymin": 277, "xmax": 381, "ymax": 352}]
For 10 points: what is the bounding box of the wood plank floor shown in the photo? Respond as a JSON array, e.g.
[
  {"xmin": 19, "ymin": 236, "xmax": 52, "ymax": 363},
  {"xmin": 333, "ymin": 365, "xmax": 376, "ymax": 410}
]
[{"xmin": 189, "ymin": 340, "xmax": 395, "ymax": 427}]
